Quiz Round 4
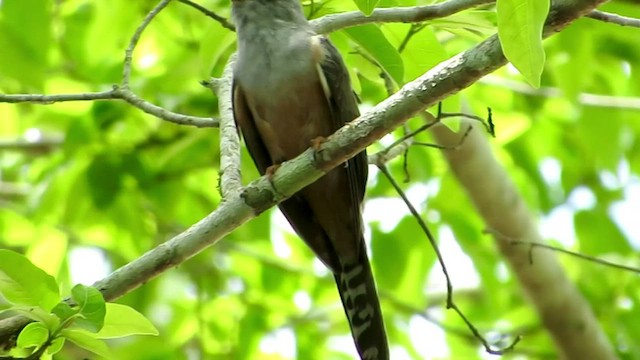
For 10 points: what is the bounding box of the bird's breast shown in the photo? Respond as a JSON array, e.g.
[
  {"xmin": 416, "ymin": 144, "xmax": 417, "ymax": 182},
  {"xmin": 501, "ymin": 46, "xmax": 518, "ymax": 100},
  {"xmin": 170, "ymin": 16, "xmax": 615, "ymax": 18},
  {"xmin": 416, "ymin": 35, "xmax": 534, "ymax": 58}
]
[
  {"xmin": 235, "ymin": 31, "xmax": 333, "ymax": 163},
  {"xmin": 245, "ymin": 73, "xmax": 332, "ymax": 163}
]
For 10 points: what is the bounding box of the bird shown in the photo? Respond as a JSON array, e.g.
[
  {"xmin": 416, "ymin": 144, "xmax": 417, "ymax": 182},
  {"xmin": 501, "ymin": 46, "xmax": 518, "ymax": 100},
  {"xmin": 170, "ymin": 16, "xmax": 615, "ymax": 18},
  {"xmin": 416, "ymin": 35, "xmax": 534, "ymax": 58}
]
[{"xmin": 230, "ymin": 0, "xmax": 389, "ymax": 359}]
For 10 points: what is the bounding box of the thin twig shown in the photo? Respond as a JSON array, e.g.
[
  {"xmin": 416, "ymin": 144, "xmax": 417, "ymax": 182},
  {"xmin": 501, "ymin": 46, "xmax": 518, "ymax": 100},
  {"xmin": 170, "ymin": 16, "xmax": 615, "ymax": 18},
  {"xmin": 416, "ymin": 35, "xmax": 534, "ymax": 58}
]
[
  {"xmin": 351, "ymin": 48, "xmax": 397, "ymax": 93},
  {"xmin": 310, "ymin": 0, "xmax": 495, "ymax": 34},
  {"xmin": 480, "ymin": 75, "xmax": 640, "ymax": 110},
  {"xmin": 374, "ymin": 165, "xmax": 448, "ymax": 296},
  {"xmin": 114, "ymin": 85, "xmax": 217, "ymax": 127},
  {"xmin": 412, "ymin": 126, "xmax": 471, "ymax": 150},
  {"xmin": 587, "ymin": 9, "xmax": 640, "ymax": 28},
  {"xmin": 507, "ymin": 239, "xmax": 640, "ymax": 274},
  {"xmin": 0, "ymin": 88, "xmax": 217, "ymax": 127},
  {"xmin": 0, "ymin": 91, "xmax": 117, "ymax": 103},
  {"xmin": 369, "ymin": 105, "xmax": 485, "ymax": 174},
  {"xmin": 122, "ymin": 0, "xmax": 173, "ymax": 87},
  {"xmin": 311, "ymin": 0, "xmax": 633, "ymax": 35},
  {"xmin": 177, "ymin": 0, "xmax": 235, "ymax": 31},
  {"xmin": 440, "ymin": 110, "xmax": 494, "ymax": 137},
  {"xmin": 397, "ymin": 24, "xmax": 427, "ymax": 54},
  {"xmin": 375, "ymin": 164, "xmax": 519, "ymax": 354},
  {"xmin": 0, "ymin": 137, "xmax": 63, "ymax": 152}
]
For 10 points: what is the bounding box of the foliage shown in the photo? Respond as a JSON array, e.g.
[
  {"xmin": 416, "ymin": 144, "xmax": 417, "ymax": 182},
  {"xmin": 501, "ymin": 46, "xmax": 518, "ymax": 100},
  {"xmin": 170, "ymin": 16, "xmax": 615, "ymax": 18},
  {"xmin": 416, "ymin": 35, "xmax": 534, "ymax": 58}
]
[
  {"xmin": 0, "ymin": 251, "xmax": 157, "ymax": 359},
  {"xmin": 1, "ymin": 0, "xmax": 639, "ymax": 359}
]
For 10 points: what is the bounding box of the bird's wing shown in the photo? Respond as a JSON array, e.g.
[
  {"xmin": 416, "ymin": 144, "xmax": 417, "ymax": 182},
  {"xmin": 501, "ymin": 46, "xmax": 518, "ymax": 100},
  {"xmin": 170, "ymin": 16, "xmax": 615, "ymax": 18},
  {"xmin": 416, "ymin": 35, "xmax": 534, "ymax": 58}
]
[
  {"xmin": 314, "ymin": 35, "xmax": 368, "ymax": 248},
  {"xmin": 315, "ymin": 35, "xmax": 389, "ymax": 360},
  {"xmin": 232, "ymin": 78, "xmax": 336, "ymax": 266},
  {"xmin": 232, "ymin": 79, "xmax": 272, "ymax": 175},
  {"xmin": 233, "ymin": 36, "xmax": 388, "ymax": 360}
]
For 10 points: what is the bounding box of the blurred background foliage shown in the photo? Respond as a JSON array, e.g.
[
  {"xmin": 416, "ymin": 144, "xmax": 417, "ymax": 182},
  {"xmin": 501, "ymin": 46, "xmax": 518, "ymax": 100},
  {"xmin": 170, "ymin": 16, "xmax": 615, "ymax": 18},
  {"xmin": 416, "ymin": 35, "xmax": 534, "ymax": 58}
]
[{"xmin": 1, "ymin": 0, "xmax": 640, "ymax": 358}]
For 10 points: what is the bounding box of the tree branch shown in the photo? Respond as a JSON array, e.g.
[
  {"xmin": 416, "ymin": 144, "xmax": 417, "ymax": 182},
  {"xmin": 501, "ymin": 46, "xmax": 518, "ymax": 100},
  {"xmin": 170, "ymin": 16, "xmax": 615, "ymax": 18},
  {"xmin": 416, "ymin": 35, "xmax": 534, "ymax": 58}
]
[
  {"xmin": 587, "ymin": 9, "xmax": 640, "ymax": 28},
  {"xmin": 0, "ymin": 87, "xmax": 217, "ymax": 127},
  {"xmin": 114, "ymin": 86, "xmax": 217, "ymax": 127},
  {"xmin": 508, "ymin": 239, "xmax": 640, "ymax": 274},
  {"xmin": 481, "ymin": 75, "xmax": 640, "ymax": 110},
  {"xmin": 310, "ymin": 0, "xmax": 495, "ymax": 34},
  {"xmin": 209, "ymin": 56, "xmax": 244, "ymax": 197},
  {"xmin": 176, "ymin": 0, "xmax": 235, "ymax": 31},
  {"xmin": 122, "ymin": 0, "xmax": 172, "ymax": 87},
  {"xmin": 431, "ymin": 119, "xmax": 616, "ymax": 359}
]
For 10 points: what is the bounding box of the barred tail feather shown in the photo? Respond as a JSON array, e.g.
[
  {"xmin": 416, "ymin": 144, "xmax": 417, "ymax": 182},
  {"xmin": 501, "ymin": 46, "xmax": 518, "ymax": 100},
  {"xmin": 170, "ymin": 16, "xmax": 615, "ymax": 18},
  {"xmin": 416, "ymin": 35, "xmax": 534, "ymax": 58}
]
[{"xmin": 334, "ymin": 249, "xmax": 389, "ymax": 360}]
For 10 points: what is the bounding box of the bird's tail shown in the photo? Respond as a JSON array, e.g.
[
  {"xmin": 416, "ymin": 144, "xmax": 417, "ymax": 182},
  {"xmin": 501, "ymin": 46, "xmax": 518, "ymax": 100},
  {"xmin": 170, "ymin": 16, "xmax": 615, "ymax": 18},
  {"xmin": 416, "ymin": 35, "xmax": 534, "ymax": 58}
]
[{"xmin": 334, "ymin": 249, "xmax": 389, "ymax": 360}]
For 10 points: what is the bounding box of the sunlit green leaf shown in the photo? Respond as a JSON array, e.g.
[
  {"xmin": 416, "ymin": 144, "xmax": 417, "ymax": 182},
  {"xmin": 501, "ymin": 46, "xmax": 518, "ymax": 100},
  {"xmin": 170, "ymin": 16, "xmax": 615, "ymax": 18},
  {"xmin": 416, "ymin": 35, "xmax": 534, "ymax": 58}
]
[
  {"xmin": 71, "ymin": 284, "xmax": 107, "ymax": 333},
  {"xmin": 52, "ymin": 302, "xmax": 77, "ymax": 323},
  {"xmin": 60, "ymin": 328, "xmax": 113, "ymax": 359},
  {"xmin": 47, "ymin": 336, "xmax": 66, "ymax": 355},
  {"xmin": 352, "ymin": 0, "xmax": 379, "ymax": 15},
  {"xmin": 345, "ymin": 25, "xmax": 404, "ymax": 86},
  {"xmin": 497, "ymin": 0, "xmax": 549, "ymax": 87},
  {"xmin": 13, "ymin": 306, "xmax": 60, "ymax": 331},
  {"xmin": 0, "ymin": 0, "xmax": 52, "ymax": 88},
  {"xmin": 0, "ymin": 250, "xmax": 60, "ymax": 311},
  {"xmin": 575, "ymin": 209, "xmax": 632, "ymax": 256},
  {"xmin": 96, "ymin": 303, "xmax": 159, "ymax": 339},
  {"xmin": 17, "ymin": 322, "xmax": 49, "ymax": 349}
]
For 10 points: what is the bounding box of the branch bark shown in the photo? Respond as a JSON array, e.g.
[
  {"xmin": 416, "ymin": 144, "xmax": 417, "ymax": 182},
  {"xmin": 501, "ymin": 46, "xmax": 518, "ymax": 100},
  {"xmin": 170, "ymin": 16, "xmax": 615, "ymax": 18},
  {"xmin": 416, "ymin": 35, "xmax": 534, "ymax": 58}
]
[
  {"xmin": 310, "ymin": 0, "xmax": 494, "ymax": 33},
  {"xmin": 431, "ymin": 121, "xmax": 615, "ymax": 359},
  {"xmin": 0, "ymin": 87, "xmax": 217, "ymax": 128}
]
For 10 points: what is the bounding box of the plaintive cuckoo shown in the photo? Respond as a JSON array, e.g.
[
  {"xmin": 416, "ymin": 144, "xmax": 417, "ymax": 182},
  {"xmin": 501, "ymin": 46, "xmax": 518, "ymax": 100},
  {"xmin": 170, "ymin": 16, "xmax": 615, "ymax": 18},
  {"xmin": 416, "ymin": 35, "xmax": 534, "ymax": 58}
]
[{"xmin": 231, "ymin": 0, "xmax": 389, "ymax": 358}]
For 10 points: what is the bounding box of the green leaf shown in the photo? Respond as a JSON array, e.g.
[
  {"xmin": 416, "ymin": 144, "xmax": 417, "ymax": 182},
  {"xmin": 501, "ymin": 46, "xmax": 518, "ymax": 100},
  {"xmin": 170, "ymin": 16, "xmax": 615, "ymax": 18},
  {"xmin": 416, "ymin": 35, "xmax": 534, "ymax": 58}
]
[
  {"xmin": 0, "ymin": 209, "xmax": 38, "ymax": 246},
  {"xmin": 0, "ymin": 0, "xmax": 52, "ymax": 89},
  {"xmin": 0, "ymin": 250, "xmax": 60, "ymax": 311},
  {"xmin": 497, "ymin": 0, "xmax": 549, "ymax": 87},
  {"xmin": 46, "ymin": 337, "xmax": 65, "ymax": 355},
  {"xmin": 96, "ymin": 303, "xmax": 159, "ymax": 339},
  {"xmin": 26, "ymin": 227, "xmax": 68, "ymax": 278},
  {"xmin": 71, "ymin": 284, "xmax": 107, "ymax": 333},
  {"xmin": 13, "ymin": 306, "xmax": 60, "ymax": 331},
  {"xmin": 575, "ymin": 209, "xmax": 632, "ymax": 256},
  {"xmin": 551, "ymin": 21, "xmax": 595, "ymax": 100},
  {"xmin": 86, "ymin": 153, "xmax": 123, "ymax": 208},
  {"xmin": 344, "ymin": 24, "xmax": 404, "ymax": 86},
  {"xmin": 352, "ymin": 0, "xmax": 379, "ymax": 15},
  {"xmin": 576, "ymin": 108, "xmax": 623, "ymax": 171},
  {"xmin": 60, "ymin": 328, "xmax": 113, "ymax": 359},
  {"xmin": 198, "ymin": 22, "xmax": 236, "ymax": 75},
  {"xmin": 52, "ymin": 302, "xmax": 77, "ymax": 323},
  {"xmin": 388, "ymin": 25, "xmax": 447, "ymax": 82},
  {"xmin": 17, "ymin": 322, "xmax": 49, "ymax": 349}
]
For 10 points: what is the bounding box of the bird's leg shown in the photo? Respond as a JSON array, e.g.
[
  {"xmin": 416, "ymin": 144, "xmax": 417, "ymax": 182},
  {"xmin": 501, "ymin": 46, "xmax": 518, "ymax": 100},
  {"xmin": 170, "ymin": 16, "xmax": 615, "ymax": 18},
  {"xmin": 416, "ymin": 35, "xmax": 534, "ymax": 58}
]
[
  {"xmin": 265, "ymin": 162, "xmax": 286, "ymax": 198},
  {"xmin": 265, "ymin": 163, "xmax": 282, "ymax": 178},
  {"xmin": 310, "ymin": 136, "xmax": 329, "ymax": 163},
  {"xmin": 310, "ymin": 136, "xmax": 327, "ymax": 150},
  {"xmin": 311, "ymin": 136, "xmax": 347, "ymax": 169}
]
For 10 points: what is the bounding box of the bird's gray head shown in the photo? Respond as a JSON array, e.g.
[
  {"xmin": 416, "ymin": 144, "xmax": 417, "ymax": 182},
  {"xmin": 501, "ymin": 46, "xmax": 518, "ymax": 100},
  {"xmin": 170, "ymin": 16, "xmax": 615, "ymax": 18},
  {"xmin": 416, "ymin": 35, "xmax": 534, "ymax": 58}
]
[{"xmin": 231, "ymin": 0, "xmax": 309, "ymax": 30}]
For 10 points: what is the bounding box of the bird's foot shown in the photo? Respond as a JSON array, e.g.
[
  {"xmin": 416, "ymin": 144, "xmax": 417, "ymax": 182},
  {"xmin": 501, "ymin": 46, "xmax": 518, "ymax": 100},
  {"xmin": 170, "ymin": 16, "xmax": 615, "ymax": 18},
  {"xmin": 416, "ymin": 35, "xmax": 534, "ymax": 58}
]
[
  {"xmin": 265, "ymin": 163, "xmax": 281, "ymax": 178},
  {"xmin": 310, "ymin": 136, "xmax": 328, "ymax": 163},
  {"xmin": 310, "ymin": 136, "xmax": 327, "ymax": 150},
  {"xmin": 265, "ymin": 163, "xmax": 286, "ymax": 198}
]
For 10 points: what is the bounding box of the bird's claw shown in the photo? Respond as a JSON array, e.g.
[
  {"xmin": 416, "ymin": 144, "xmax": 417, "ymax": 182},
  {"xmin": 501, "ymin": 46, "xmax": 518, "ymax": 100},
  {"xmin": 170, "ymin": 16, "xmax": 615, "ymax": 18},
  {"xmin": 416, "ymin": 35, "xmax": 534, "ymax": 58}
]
[
  {"xmin": 265, "ymin": 164, "xmax": 281, "ymax": 178},
  {"xmin": 265, "ymin": 164, "xmax": 286, "ymax": 198},
  {"xmin": 311, "ymin": 136, "xmax": 328, "ymax": 162},
  {"xmin": 311, "ymin": 136, "xmax": 327, "ymax": 150}
]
